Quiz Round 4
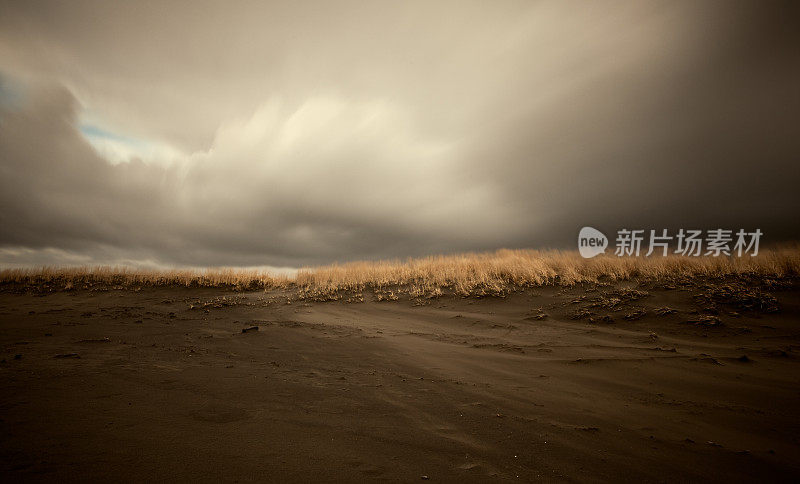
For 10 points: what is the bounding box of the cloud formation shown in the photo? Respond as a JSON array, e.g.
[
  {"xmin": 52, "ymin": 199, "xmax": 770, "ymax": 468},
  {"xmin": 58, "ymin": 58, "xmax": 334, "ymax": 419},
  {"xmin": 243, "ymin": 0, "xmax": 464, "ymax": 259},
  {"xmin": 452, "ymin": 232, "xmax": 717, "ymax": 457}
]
[{"xmin": 1, "ymin": 0, "xmax": 798, "ymax": 268}]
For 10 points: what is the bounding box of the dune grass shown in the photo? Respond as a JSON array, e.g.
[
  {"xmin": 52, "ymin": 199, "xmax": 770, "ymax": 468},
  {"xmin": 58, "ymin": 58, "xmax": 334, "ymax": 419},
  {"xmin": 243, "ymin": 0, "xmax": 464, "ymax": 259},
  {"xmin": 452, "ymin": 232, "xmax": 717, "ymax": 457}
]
[
  {"xmin": 294, "ymin": 247, "xmax": 800, "ymax": 299},
  {"xmin": 0, "ymin": 266, "xmax": 289, "ymax": 291},
  {"xmin": 2, "ymin": 247, "xmax": 798, "ymax": 298}
]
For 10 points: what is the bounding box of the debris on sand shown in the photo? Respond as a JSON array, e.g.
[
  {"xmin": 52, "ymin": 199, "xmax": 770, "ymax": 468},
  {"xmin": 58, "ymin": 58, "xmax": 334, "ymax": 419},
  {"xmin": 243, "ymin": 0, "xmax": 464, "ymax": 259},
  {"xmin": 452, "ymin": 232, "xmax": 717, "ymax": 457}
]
[
  {"xmin": 654, "ymin": 306, "xmax": 677, "ymax": 316},
  {"xmin": 190, "ymin": 295, "xmax": 248, "ymax": 310},
  {"xmin": 570, "ymin": 309, "xmax": 593, "ymax": 320},
  {"xmin": 241, "ymin": 326, "xmax": 259, "ymax": 333},
  {"xmin": 375, "ymin": 290, "xmax": 399, "ymax": 302},
  {"xmin": 685, "ymin": 315, "xmax": 723, "ymax": 327},
  {"xmin": 610, "ymin": 288, "xmax": 650, "ymax": 300},
  {"xmin": 54, "ymin": 353, "xmax": 80, "ymax": 359},
  {"xmin": 692, "ymin": 354, "xmax": 724, "ymax": 365},
  {"xmin": 694, "ymin": 282, "xmax": 780, "ymax": 313},
  {"xmin": 624, "ymin": 309, "xmax": 647, "ymax": 321},
  {"xmin": 525, "ymin": 308, "xmax": 548, "ymax": 321}
]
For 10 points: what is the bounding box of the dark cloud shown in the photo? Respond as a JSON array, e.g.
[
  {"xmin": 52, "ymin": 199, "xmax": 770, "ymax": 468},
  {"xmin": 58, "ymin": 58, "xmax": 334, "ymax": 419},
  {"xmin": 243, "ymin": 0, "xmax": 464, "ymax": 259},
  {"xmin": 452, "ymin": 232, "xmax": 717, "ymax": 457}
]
[{"xmin": 0, "ymin": 0, "xmax": 798, "ymax": 268}]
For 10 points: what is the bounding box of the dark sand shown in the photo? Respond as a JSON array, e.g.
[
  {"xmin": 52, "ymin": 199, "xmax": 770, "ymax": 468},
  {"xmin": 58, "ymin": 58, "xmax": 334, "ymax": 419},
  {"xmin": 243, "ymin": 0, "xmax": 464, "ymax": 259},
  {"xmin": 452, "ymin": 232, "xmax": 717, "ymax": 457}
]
[{"xmin": 1, "ymin": 283, "xmax": 799, "ymax": 482}]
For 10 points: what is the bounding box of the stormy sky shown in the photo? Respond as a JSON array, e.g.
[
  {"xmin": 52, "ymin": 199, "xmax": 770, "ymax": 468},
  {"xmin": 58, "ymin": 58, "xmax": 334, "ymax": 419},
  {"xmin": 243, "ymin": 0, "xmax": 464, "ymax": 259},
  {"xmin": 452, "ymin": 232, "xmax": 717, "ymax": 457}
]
[{"xmin": 0, "ymin": 0, "xmax": 798, "ymax": 269}]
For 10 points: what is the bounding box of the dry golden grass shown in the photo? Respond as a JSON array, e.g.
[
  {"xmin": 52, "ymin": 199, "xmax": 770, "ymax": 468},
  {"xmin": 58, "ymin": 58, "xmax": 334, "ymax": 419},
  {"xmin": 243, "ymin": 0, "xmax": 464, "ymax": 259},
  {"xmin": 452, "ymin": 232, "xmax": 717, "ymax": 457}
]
[
  {"xmin": 1, "ymin": 247, "xmax": 798, "ymax": 298},
  {"xmin": 0, "ymin": 266, "xmax": 290, "ymax": 291},
  {"xmin": 295, "ymin": 247, "xmax": 800, "ymax": 299}
]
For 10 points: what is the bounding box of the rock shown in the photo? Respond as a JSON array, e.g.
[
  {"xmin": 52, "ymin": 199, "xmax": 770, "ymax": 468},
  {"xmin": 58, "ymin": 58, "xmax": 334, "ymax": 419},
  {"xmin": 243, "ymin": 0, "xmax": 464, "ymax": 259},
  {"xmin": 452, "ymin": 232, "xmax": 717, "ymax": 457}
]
[{"xmin": 77, "ymin": 337, "xmax": 110, "ymax": 343}]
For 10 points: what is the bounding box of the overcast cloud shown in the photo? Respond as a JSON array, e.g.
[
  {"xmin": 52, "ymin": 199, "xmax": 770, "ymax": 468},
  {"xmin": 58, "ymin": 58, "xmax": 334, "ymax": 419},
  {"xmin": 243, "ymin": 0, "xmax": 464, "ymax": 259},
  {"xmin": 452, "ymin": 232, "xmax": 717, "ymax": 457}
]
[{"xmin": 0, "ymin": 0, "xmax": 798, "ymax": 269}]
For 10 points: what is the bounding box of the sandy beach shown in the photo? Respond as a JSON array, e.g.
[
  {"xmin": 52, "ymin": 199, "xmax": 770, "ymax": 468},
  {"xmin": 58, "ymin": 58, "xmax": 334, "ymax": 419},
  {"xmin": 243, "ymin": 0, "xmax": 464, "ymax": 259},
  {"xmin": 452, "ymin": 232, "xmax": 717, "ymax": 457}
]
[{"xmin": 2, "ymin": 281, "xmax": 799, "ymax": 482}]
